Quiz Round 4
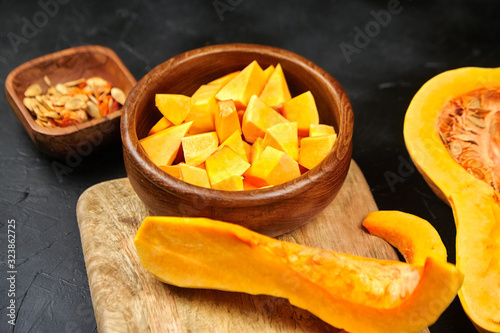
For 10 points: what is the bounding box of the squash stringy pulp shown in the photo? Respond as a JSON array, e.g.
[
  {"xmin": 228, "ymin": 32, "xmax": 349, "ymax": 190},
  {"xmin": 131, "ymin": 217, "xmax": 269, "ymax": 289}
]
[{"xmin": 438, "ymin": 87, "xmax": 500, "ymax": 194}]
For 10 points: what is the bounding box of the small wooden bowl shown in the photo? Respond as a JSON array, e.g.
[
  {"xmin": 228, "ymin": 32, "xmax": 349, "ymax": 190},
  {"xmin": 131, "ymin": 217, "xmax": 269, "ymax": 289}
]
[
  {"xmin": 5, "ymin": 45, "xmax": 137, "ymax": 160},
  {"xmin": 122, "ymin": 43, "xmax": 354, "ymax": 237}
]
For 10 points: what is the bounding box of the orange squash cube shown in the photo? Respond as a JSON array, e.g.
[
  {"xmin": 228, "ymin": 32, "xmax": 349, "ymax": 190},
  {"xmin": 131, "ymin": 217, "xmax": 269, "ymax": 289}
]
[
  {"xmin": 263, "ymin": 65, "xmax": 275, "ymax": 83},
  {"xmin": 181, "ymin": 131, "xmax": 219, "ymax": 166},
  {"xmin": 245, "ymin": 146, "xmax": 301, "ymax": 187},
  {"xmin": 211, "ymin": 175, "xmax": 244, "ymax": 191},
  {"xmin": 219, "ymin": 130, "xmax": 248, "ymax": 162},
  {"xmin": 159, "ymin": 165, "xmax": 181, "ymax": 178},
  {"xmin": 262, "ymin": 122, "xmax": 298, "ymax": 161},
  {"xmin": 205, "ymin": 146, "xmax": 251, "ymax": 186},
  {"xmin": 215, "ymin": 60, "xmax": 267, "ymax": 109},
  {"xmin": 207, "ymin": 71, "xmax": 240, "ymax": 86},
  {"xmin": 250, "ymin": 137, "xmax": 265, "ymax": 164},
  {"xmin": 155, "ymin": 94, "xmax": 193, "ymax": 125},
  {"xmin": 309, "ymin": 124, "xmax": 336, "ymax": 137},
  {"xmin": 242, "ymin": 179, "xmax": 260, "ymax": 190},
  {"xmin": 298, "ymin": 134, "xmax": 337, "ymax": 170},
  {"xmin": 139, "ymin": 122, "xmax": 193, "ymax": 167},
  {"xmin": 282, "ymin": 91, "xmax": 319, "ymax": 136},
  {"xmin": 241, "ymin": 95, "xmax": 289, "ymax": 143},
  {"xmin": 259, "ymin": 64, "xmax": 292, "ymax": 109},
  {"xmin": 148, "ymin": 117, "xmax": 173, "ymax": 136},
  {"xmin": 179, "ymin": 163, "xmax": 211, "ymax": 188},
  {"xmin": 186, "ymin": 84, "xmax": 219, "ymax": 134},
  {"xmin": 215, "ymin": 100, "xmax": 242, "ymax": 143},
  {"xmin": 243, "ymin": 141, "xmax": 251, "ymax": 162}
]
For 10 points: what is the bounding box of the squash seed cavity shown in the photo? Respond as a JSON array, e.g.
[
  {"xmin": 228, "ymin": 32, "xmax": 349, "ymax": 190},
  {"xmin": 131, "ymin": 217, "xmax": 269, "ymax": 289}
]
[{"xmin": 438, "ymin": 88, "xmax": 500, "ymax": 193}]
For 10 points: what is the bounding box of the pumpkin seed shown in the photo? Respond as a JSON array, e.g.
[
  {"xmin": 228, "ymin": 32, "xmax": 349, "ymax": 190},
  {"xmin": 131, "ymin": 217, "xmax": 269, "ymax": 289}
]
[
  {"xmin": 43, "ymin": 75, "xmax": 52, "ymax": 87},
  {"xmin": 25, "ymin": 83, "xmax": 42, "ymax": 97},
  {"xmin": 86, "ymin": 101, "xmax": 101, "ymax": 118},
  {"xmin": 108, "ymin": 97, "xmax": 113, "ymax": 113},
  {"xmin": 467, "ymin": 115, "xmax": 486, "ymax": 128},
  {"xmin": 65, "ymin": 97, "xmax": 86, "ymax": 110},
  {"xmin": 467, "ymin": 98, "xmax": 480, "ymax": 109},
  {"xmin": 55, "ymin": 83, "xmax": 69, "ymax": 95},
  {"xmin": 449, "ymin": 141, "xmax": 462, "ymax": 157},
  {"xmin": 111, "ymin": 87, "xmax": 126, "ymax": 105},
  {"xmin": 86, "ymin": 77, "xmax": 108, "ymax": 87},
  {"xmin": 44, "ymin": 110, "xmax": 60, "ymax": 119},
  {"xmin": 23, "ymin": 97, "xmax": 35, "ymax": 111},
  {"xmin": 64, "ymin": 78, "xmax": 85, "ymax": 87}
]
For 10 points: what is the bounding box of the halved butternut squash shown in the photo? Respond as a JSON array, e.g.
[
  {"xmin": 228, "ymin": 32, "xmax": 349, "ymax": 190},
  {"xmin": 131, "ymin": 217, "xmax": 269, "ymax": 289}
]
[{"xmin": 404, "ymin": 67, "xmax": 500, "ymax": 332}]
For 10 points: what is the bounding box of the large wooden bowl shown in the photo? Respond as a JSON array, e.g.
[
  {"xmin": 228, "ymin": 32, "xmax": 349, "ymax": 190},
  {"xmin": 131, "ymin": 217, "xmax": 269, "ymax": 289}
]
[
  {"xmin": 121, "ymin": 43, "xmax": 354, "ymax": 237},
  {"xmin": 5, "ymin": 45, "xmax": 137, "ymax": 160}
]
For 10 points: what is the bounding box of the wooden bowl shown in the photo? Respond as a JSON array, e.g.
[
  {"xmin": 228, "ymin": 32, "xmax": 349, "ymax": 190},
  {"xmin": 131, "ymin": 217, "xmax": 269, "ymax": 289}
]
[
  {"xmin": 121, "ymin": 43, "xmax": 354, "ymax": 237},
  {"xmin": 5, "ymin": 45, "xmax": 137, "ymax": 160}
]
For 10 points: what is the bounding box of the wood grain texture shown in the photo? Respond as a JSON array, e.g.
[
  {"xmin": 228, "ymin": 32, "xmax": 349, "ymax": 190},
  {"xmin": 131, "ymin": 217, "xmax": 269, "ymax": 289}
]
[
  {"xmin": 5, "ymin": 45, "xmax": 137, "ymax": 159},
  {"xmin": 76, "ymin": 161, "xmax": 429, "ymax": 333},
  {"xmin": 121, "ymin": 43, "xmax": 354, "ymax": 237}
]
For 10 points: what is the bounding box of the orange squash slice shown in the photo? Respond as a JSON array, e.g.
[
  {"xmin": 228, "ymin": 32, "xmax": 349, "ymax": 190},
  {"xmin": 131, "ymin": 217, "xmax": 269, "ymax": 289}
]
[{"xmin": 135, "ymin": 216, "xmax": 463, "ymax": 333}]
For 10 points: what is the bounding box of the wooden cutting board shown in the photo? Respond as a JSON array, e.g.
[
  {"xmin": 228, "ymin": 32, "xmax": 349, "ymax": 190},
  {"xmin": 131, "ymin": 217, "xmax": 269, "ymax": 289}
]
[{"xmin": 76, "ymin": 160, "xmax": 429, "ymax": 333}]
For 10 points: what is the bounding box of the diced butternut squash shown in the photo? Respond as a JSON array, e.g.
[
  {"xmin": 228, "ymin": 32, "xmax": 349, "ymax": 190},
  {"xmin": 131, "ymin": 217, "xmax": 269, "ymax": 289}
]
[
  {"xmin": 159, "ymin": 165, "xmax": 181, "ymax": 178},
  {"xmin": 215, "ymin": 100, "xmax": 242, "ymax": 143},
  {"xmin": 148, "ymin": 117, "xmax": 173, "ymax": 136},
  {"xmin": 139, "ymin": 121, "xmax": 193, "ymax": 167},
  {"xmin": 215, "ymin": 61, "xmax": 267, "ymax": 109},
  {"xmin": 211, "ymin": 175, "xmax": 244, "ymax": 191},
  {"xmin": 155, "ymin": 94, "xmax": 193, "ymax": 125},
  {"xmin": 245, "ymin": 146, "xmax": 301, "ymax": 187},
  {"xmin": 186, "ymin": 85, "xmax": 218, "ymax": 134},
  {"xmin": 182, "ymin": 131, "xmax": 219, "ymax": 166},
  {"xmin": 299, "ymin": 134, "xmax": 337, "ymax": 170},
  {"xmin": 144, "ymin": 61, "xmax": 336, "ymax": 191},
  {"xmin": 243, "ymin": 179, "xmax": 261, "ymax": 190},
  {"xmin": 179, "ymin": 163, "xmax": 211, "ymax": 188},
  {"xmin": 259, "ymin": 64, "xmax": 292, "ymax": 108},
  {"xmin": 207, "ymin": 71, "xmax": 240, "ymax": 86},
  {"xmin": 262, "ymin": 122, "xmax": 298, "ymax": 161},
  {"xmin": 243, "ymin": 141, "xmax": 251, "ymax": 163},
  {"xmin": 263, "ymin": 65, "xmax": 275, "ymax": 83},
  {"xmin": 309, "ymin": 124, "xmax": 336, "ymax": 137},
  {"xmin": 283, "ymin": 91, "xmax": 319, "ymax": 136},
  {"xmin": 242, "ymin": 95, "xmax": 289, "ymax": 143},
  {"xmin": 219, "ymin": 130, "xmax": 248, "ymax": 162},
  {"xmin": 250, "ymin": 137, "xmax": 265, "ymax": 164},
  {"xmin": 205, "ymin": 146, "xmax": 251, "ymax": 185}
]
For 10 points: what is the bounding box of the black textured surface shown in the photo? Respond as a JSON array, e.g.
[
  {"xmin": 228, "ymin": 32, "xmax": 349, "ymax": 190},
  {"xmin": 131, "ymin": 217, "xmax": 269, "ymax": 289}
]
[{"xmin": 1, "ymin": 1, "xmax": 499, "ymax": 332}]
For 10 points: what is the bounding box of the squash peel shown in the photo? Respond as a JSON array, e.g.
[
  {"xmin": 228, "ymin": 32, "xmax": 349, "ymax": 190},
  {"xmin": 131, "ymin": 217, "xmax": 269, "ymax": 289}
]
[
  {"xmin": 404, "ymin": 67, "xmax": 500, "ymax": 332},
  {"xmin": 135, "ymin": 216, "xmax": 463, "ymax": 333}
]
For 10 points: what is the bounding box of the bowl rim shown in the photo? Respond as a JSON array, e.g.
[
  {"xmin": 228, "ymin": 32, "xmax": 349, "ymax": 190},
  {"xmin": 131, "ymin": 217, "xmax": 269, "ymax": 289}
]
[
  {"xmin": 122, "ymin": 42, "xmax": 353, "ymax": 205},
  {"xmin": 5, "ymin": 45, "xmax": 136, "ymax": 137}
]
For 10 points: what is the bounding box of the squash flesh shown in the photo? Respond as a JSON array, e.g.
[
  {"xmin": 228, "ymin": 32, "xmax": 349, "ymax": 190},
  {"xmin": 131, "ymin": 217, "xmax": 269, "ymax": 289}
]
[
  {"xmin": 135, "ymin": 216, "xmax": 463, "ymax": 333},
  {"xmin": 362, "ymin": 210, "xmax": 447, "ymax": 266}
]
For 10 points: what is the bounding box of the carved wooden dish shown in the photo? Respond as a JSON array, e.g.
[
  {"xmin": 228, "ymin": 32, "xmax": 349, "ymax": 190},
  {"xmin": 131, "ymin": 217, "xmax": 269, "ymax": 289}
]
[
  {"xmin": 5, "ymin": 45, "xmax": 137, "ymax": 159},
  {"xmin": 121, "ymin": 43, "xmax": 354, "ymax": 237}
]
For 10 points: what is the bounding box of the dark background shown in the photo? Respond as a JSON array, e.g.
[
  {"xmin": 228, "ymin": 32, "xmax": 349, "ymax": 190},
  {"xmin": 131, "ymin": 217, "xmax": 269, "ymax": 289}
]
[{"xmin": 1, "ymin": 0, "xmax": 499, "ymax": 332}]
